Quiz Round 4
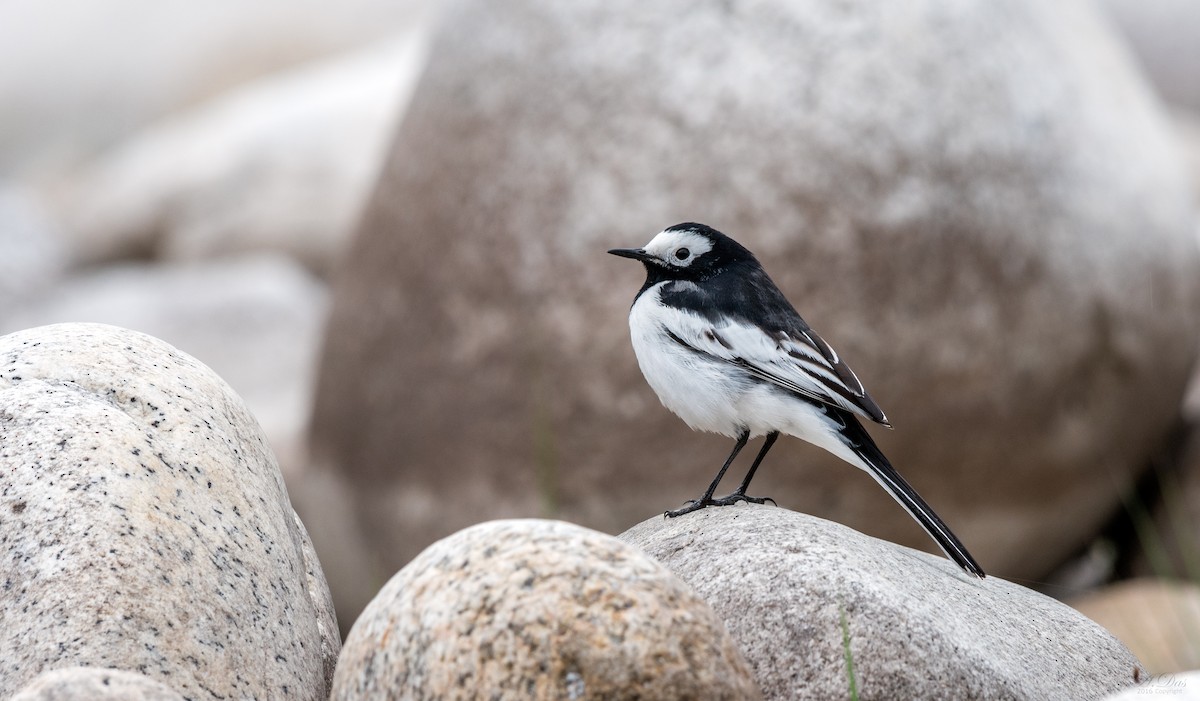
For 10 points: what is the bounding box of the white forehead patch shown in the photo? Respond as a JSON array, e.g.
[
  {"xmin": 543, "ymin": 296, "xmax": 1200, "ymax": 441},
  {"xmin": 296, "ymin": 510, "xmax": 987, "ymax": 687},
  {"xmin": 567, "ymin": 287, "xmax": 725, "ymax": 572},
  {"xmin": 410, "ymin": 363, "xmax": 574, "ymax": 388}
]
[{"xmin": 642, "ymin": 229, "xmax": 714, "ymax": 267}]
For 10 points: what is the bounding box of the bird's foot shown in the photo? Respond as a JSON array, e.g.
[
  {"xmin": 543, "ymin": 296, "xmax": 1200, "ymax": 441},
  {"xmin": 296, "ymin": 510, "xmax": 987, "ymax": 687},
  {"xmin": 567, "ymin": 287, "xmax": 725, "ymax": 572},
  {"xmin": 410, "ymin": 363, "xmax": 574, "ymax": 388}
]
[
  {"xmin": 709, "ymin": 492, "xmax": 776, "ymax": 507},
  {"xmin": 664, "ymin": 493, "xmax": 776, "ymax": 518},
  {"xmin": 664, "ymin": 499, "xmax": 713, "ymax": 518}
]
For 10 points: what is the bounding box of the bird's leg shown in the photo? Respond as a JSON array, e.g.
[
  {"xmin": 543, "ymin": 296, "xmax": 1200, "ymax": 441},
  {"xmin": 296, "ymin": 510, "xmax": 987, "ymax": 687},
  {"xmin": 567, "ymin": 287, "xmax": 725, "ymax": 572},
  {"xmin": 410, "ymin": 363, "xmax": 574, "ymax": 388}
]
[
  {"xmin": 710, "ymin": 431, "xmax": 779, "ymax": 507},
  {"xmin": 665, "ymin": 430, "xmax": 749, "ymax": 518}
]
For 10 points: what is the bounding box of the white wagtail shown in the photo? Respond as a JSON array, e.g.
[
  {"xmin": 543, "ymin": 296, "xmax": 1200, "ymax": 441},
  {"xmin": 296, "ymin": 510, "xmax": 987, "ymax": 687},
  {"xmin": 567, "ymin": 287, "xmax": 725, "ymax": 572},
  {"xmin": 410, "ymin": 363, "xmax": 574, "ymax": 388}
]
[{"xmin": 609, "ymin": 223, "xmax": 985, "ymax": 578}]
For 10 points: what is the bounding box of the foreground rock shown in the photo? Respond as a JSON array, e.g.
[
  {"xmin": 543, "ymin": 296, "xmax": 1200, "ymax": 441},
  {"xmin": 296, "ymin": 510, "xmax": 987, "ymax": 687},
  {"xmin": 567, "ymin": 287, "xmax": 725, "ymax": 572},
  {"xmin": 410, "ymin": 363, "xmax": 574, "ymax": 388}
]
[
  {"xmin": 333, "ymin": 519, "xmax": 760, "ymax": 700},
  {"xmin": 10, "ymin": 668, "xmax": 185, "ymax": 701},
  {"xmin": 0, "ymin": 323, "xmax": 338, "ymax": 699},
  {"xmin": 621, "ymin": 505, "xmax": 1141, "ymax": 700},
  {"xmin": 309, "ymin": 0, "xmax": 1200, "ymax": 628}
]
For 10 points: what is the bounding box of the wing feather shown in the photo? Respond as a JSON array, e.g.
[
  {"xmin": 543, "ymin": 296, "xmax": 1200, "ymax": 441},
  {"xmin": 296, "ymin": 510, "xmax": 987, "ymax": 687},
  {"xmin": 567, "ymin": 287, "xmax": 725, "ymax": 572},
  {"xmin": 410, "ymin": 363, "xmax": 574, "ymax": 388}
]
[{"xmin": 666, "ymin": 311, "xmax": 890, "ymax": 426}]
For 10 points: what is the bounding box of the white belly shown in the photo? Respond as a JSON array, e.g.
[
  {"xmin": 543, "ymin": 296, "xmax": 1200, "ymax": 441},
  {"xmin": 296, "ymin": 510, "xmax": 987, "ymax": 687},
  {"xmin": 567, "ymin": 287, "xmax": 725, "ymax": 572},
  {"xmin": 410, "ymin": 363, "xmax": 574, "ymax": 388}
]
[
  {"xmin": 629, "ymin": 291, "xmax": 748, "ymax": 437},
  {"xmin": 627, "ymin": 284, "xmax": 862, "ymax": 466}
]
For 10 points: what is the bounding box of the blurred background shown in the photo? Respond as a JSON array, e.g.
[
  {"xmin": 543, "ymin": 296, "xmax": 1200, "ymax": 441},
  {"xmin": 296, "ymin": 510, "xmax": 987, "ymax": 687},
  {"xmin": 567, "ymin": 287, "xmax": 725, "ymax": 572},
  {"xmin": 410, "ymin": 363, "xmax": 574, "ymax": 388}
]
[{"xmin": 2, "ymin": 0, "xmax": 1199, "ymax": 673}]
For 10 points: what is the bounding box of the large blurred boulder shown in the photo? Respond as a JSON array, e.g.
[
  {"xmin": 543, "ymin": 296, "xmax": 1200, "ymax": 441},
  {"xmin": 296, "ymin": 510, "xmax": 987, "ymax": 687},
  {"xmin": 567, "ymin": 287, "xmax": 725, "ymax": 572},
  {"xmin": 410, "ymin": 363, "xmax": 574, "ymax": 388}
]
[
  {"xmin": 1098, "ymin": 0, "xmax": 1200, "ymax": 206},
  {"xmin": 0, "ymin": 0, "xmax": 430, "ymax": 176},
  {"xmin": 309, "ymin": 0, "xmax": 1200, "ymax": 620},
  {"xmin": 1098, "ymin": 0, "xmax": 1200, "ymax": 112},
  {"xmin": 55, "ymin": 34, "xmax": 429, "ymax": 277},
  {"xmin": 1170, "ymin": 111, "xmax": 1200, "ymax": 204}
]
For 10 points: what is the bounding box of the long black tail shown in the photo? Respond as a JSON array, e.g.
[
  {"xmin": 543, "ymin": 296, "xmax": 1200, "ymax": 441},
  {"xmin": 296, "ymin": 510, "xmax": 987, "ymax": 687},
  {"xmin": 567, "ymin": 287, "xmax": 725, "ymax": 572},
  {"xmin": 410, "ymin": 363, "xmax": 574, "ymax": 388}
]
[{"xmin": 836, "ymin": 409, "xmax": 986, "ymax": 578}]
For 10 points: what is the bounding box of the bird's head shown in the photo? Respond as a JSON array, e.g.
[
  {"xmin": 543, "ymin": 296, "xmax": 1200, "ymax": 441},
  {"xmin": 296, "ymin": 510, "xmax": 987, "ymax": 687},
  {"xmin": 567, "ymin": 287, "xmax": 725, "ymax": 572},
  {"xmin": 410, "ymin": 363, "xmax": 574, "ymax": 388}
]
[{"xmin": 608, "ymin": 223, "xmax": 755, "ymax": 281}]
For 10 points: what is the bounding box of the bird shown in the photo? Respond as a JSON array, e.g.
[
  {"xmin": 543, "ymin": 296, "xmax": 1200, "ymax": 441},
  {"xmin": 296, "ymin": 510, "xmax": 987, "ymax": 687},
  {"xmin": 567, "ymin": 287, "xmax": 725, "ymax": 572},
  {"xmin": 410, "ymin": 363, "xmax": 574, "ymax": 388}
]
[{"xmin": 608, "ymin": 222, "xmax": 985, "ymax": 578}]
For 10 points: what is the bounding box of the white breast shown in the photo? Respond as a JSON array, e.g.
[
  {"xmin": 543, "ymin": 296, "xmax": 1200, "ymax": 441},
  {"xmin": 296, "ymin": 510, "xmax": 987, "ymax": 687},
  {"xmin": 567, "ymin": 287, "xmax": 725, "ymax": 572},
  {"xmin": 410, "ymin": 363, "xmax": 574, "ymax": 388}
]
[
  {"xmin": 627, "ymin": 284, "xmax": 752, "ymax": 437},
  {"xmin": 627, "ymin": 284, "xmax": 857, "ymax": 460}
]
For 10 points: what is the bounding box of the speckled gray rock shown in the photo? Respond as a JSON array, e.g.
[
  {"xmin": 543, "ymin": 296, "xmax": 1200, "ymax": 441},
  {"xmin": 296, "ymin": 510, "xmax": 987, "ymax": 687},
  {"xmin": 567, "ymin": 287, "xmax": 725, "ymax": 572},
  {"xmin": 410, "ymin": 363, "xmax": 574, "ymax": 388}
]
[
  {"xmin": 309, "ymin": 0, "xmax": 1200, "ymax": 627},
  {"xmin": 0, "ymin": 323, "xmax": 339, "ymax": 699},
  {"xmin": 294, "ymin": 509, "xmax": 340, "ymax": 686},
  {"xmin": 9, "ymin": 667, "xmax": 186, "ymax": 701},
  {"xmin": 621, "ymin": 505, "xmax": 1142, "ymax": 700},
  {"xmin": 332, "ymin": 519, "xmax": 761, "ymax": 701}
]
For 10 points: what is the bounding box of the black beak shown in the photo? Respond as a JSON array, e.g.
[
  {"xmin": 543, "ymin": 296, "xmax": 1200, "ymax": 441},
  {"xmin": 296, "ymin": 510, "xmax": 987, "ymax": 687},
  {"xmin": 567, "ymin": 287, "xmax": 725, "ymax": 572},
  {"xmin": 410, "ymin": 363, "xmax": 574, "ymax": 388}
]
[{"xmin": 608, "ymin": 247, "xmax": 653, "ymax": 262}]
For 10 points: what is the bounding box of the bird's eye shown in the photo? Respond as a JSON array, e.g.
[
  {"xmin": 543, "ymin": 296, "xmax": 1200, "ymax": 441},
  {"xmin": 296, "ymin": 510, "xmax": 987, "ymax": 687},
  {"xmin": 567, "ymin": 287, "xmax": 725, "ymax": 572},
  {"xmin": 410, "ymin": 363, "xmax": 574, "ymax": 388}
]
[{"xmin": 674, "ymin": 248, "xmax": 690, "ymax": 260}]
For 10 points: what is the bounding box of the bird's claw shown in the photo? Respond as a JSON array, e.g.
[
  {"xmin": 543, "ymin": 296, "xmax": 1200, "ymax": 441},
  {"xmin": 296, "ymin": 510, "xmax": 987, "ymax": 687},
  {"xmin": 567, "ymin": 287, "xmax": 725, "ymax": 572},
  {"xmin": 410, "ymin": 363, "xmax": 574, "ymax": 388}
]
[
  {"xmin": 710, "ymin": 493, "xmax": 776, "ymax": 507},
  {"xmin": 664, "ymin": 499, "xmax": 712, "ymax": 518},
  {"xmin": 664, "ymin": 493, "xmax": 776, "ymax": 518}
]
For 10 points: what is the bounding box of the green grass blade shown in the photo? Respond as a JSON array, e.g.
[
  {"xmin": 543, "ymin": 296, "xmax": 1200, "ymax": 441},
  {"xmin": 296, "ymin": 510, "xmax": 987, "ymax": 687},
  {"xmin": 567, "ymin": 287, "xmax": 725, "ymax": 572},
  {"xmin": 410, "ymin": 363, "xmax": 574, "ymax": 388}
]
[{"xmin": 840, "ymin": 601, "xmax": 859, "ymax": 701}]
